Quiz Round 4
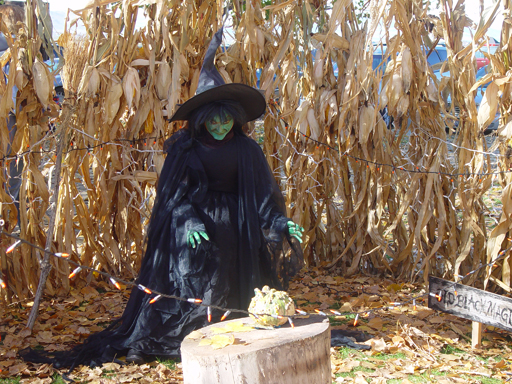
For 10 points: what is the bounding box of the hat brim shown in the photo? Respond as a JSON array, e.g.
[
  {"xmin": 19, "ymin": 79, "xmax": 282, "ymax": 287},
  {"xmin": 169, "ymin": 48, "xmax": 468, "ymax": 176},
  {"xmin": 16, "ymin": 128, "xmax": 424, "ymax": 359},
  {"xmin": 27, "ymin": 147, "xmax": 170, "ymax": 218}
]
[{"xmin": 169, "ymin": 83, "xmax": 266, "ymax": 122}]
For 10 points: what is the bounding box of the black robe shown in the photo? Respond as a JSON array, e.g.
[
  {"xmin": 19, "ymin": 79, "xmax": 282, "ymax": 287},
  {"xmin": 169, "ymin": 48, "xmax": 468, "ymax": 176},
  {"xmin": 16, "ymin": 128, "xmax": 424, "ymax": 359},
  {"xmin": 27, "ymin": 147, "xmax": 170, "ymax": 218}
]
[{"xmin": 22, "ymin": 128, "xmax": 303, "ymax": 369}]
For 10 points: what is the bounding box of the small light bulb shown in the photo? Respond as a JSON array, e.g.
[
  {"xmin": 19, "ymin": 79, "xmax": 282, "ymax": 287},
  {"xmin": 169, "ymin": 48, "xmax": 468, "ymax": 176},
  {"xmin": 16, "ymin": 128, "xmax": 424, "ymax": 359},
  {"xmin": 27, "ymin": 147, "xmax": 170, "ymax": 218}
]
[
  {"xmin": 138, "ymin": 284, "xmax": 152, "ymax": 294},
  {"xmin": 221, "ymin": 310, "xmax": 231, "ymax": 321},
  {"xmin": 109, "ymin": 277, "xmax": 121, "ymax": 290},
  {"xmin": 6, "ymin": 240, "xmax": 21, "ymax": 254},
  {"xmin": 69, "ymin": 266, "xmax": 82, "ymax": 279}
]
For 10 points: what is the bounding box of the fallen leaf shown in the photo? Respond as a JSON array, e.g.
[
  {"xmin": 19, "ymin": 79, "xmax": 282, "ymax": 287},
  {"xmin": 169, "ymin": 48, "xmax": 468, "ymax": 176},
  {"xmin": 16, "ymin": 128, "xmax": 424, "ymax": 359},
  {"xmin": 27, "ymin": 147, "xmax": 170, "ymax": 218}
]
[
  {"xmin": 337, "ymin": 360, "xmax": 360, "ymax": 373},
  {"xmin": 18, "ymin": 328, "xmax": 32, "ymax": 338},
  {"xmin": 210, "ymin": 321, "xmax": 254, "ymax": 334},
  {"xmin": 199, "ymin": 334, "xmax": 235, "ymax": 350},
  {"xmin": 20, "ymin": 379, "xmax": 52, "ymax": 384},
  {"xmin": 416, "ymin": 310, "xmax": 432, "ymax": 320},
  {"xmin": 338, "ymin": 302, "xmax": 352, "ymax": 312},
  {"xmin": 367, "ymin": 317, "xmax": 384, "ymax": 330},
  {"xmin": 185, "ymin": 330, "xmax": 205, "ymax": 340},
  {"xmin": 371, "ymin": 338, "xmax": 388, "ymax": 352},
  {"xmin": 81, "ymin": 286, "xmax": 99, "ymax": 301},
  {"xmin": 101, "ymin": 362, "xmax": 121, "ymax": 371},
  {"xmin": 0, "ymin": 360, "xmax": 15, "ymax": 368},
  {"xmin": 387, "ymin": 283, "xmax": 403, "ymax": 292},
  {"xmin": 35, "ymin": 331, "xmax": 53, "ymax": 344},
  {"xmin": 361, "ymin": 361, "xmax": 378, "ymax": 369},
  {"xmin": 9, "ymin": 363, "xmax": 28, "ymax": 375}
]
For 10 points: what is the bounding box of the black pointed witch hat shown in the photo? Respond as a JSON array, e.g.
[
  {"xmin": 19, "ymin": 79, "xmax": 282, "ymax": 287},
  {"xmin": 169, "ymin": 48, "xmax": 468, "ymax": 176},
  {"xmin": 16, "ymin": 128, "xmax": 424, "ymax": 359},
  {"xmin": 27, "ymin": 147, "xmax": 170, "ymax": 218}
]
[{"xmin": 169, "ymin": 27, "xmax": 266, "ymax": 123}]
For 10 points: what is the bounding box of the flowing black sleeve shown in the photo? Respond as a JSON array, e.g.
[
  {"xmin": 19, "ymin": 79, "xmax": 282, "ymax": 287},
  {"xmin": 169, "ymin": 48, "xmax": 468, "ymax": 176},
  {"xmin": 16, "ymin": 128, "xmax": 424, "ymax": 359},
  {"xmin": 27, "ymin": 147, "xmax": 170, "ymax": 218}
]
[
  {"xmin": 148, "ymin": 131, "xmax": 206, "ymax": 249},
  {"xmin": 237, "ymin": 136, "xmax": 304, "ymax": 294},
  {"xmin": 173, "ymin": 172, "xmax": 207, "ymax": 247}
]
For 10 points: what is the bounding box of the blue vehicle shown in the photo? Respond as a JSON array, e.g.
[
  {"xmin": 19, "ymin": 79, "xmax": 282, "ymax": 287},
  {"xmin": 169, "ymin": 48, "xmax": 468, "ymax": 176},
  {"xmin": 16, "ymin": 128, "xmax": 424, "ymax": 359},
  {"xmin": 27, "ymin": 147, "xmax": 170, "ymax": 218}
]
[
  {"xmin": 373, "ymin": 44, "xmax": 449, "ymax": 128},
  {"xmin": 372, "ymin": 43, "xmax": 448, "ymax": 71},
  {"xmin": 1, "ymin": 34, "xmax": 64, "ymax": 106},
  {"xmin": 434, "ymin": 65, "xmax": 498, "ymax": 133}
]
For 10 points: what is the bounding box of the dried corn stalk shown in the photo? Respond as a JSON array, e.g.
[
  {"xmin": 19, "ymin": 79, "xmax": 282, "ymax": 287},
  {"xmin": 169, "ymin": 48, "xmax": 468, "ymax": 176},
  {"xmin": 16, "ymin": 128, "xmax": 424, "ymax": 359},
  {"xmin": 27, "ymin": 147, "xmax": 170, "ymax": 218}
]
[{"xmin": 0, "ymin": 0, "xmax": 510, "ymax": 305}]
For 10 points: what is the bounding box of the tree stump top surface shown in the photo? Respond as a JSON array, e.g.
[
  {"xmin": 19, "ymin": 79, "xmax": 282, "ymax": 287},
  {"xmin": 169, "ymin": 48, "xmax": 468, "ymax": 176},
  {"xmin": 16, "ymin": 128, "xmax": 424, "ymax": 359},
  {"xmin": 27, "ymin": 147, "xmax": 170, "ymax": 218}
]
[
  {"xmin": 181, "ymin": 315, "xmax": 331, "ymax": 384},
  {"xmin": 182, "ymin": 314, "xmax": 330, "ymax": 356}
]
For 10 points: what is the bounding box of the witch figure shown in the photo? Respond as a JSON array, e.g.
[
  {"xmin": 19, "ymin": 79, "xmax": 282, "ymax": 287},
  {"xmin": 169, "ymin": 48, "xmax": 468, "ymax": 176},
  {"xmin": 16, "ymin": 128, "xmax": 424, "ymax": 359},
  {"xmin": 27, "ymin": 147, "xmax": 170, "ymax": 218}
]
[{"xmin": 21, "ymin": 27, "xmax": 304, "ymax": 370}]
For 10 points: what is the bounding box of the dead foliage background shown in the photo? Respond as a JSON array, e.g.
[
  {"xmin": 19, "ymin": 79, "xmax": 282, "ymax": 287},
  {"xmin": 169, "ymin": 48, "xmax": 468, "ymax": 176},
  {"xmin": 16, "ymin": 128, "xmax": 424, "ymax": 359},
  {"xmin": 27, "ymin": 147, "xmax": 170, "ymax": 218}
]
[{"xmin": 0, "ymin": 0, "xmax": 511, "ymax": 304}]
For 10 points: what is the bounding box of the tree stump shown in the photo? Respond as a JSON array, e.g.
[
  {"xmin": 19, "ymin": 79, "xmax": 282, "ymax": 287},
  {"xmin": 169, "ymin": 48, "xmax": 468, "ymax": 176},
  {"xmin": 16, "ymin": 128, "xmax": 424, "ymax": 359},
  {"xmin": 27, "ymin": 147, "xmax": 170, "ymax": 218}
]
[{"xmin": 181, "ymin": 315, "xmax": 331, "ymax": 384}]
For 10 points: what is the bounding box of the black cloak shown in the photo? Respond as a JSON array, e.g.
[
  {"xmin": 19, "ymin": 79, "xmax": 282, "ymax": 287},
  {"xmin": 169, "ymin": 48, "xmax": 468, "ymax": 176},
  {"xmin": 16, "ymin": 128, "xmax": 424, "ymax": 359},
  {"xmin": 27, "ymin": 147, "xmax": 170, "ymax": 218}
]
[{"xmin": 22, "ymin": 127, "xmax": 303, "ymax": 370}]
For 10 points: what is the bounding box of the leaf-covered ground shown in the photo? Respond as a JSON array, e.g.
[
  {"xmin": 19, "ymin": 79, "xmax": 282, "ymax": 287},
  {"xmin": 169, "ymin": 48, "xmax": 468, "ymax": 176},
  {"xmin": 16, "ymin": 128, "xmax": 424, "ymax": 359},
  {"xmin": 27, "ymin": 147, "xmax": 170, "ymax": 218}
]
[{"xmin": 1, "ymin": 270, "xmax": 511, "ymax": 384}]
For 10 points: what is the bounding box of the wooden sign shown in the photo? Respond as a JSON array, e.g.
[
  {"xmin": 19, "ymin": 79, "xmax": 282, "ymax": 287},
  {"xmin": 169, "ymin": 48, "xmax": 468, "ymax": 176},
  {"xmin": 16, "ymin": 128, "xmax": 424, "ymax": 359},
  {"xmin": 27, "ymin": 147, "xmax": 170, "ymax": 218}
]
[{"xmin": 428, "ymin": 276, "xmax": 512, "ymax": 333}]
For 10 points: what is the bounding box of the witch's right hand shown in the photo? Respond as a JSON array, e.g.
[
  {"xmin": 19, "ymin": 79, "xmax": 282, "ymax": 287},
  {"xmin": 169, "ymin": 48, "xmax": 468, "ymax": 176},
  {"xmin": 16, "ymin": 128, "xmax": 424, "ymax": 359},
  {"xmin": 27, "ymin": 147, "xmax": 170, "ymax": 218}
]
[{"xmin": 187, "ymin": 230, "xmax": 210, "ymax": 248}]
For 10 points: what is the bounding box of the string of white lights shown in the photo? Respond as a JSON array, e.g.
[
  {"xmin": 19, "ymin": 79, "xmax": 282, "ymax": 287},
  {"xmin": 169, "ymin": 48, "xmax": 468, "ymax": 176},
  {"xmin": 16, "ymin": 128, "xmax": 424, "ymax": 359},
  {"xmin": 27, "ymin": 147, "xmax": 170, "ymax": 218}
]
[{"xmin": 1, "ymin": 220, "xmax": 510, "ymax": 328}]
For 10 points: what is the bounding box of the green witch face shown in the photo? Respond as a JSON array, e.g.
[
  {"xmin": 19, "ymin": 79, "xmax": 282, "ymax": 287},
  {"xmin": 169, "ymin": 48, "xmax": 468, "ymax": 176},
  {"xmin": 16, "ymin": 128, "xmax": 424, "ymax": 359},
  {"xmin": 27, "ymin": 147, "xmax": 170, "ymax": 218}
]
[{"xmin": 205, "ymin": 112, "xmax": 234, "ymax": 140}]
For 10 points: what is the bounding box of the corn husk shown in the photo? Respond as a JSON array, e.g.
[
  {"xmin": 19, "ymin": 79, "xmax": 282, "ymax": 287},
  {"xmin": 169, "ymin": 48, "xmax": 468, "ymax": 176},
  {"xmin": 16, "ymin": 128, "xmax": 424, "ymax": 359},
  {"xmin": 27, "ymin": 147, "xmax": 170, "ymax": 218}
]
[
  {"xmin": 105, "ymin": 78, "xmax": 123, "ymax": 124},
  {"xmin": 123, "ymin": 66, "xmax": 141, "ymax": 110},
  {"xmin": 396, "ymin": 95, "xmax": 409, "ymax": 117},
  {"xmin": 477, "ymin": 81, "xmax": 499, "ymax": 131},
  {"xmin": 155, "ymin": 63, "xmax": 171, "ymax": 100},
  {"xmin": 144, "ymin": 109, "xmax": 154, "ymax": 133},
  {"xmin": 359, "ymin": 105, "xmax": 375, "ymax": 144},
  {"xmin": 312, "ymin": 33, "xmax": 349, "ymax": 50},
  {"xmin": 313, "ymin": 50, "xmax": 324, "ymax": 86},
  {"xmin": 88, "ymin": 68, "xmax": 101, "ymax": 96},
  {"xmin": 401, "ymin": 47, "xmax": 412, "ymax": 93},
  {"xmin": 78, "ymin": 66, "xmax": 101, "ymax": 97},
  {"xmin": 32, "ymin": 58, "xmax": 51, "ymax": 108},
  {"xmin": 15, "ymin": 62, "xmax": 27, "ymax": 89},
  {"xmin": 307, "ymin": 108, "xmax": 321, "ymax": 140},
  {"xmin": 388, "ymin": 73, "xmax": 403, "ymax": 112},
  {"xmin": 426, "ymin": 76, "xmax": 438, "ymax": 102}
]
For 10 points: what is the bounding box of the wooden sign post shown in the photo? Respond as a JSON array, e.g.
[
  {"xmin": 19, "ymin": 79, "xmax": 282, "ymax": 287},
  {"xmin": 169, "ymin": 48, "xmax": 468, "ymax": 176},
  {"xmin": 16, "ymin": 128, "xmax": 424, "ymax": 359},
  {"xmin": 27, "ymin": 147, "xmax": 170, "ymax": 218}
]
[{"xmin": 428, "ymin": 276, "xmax": 512, "ymax": 347}]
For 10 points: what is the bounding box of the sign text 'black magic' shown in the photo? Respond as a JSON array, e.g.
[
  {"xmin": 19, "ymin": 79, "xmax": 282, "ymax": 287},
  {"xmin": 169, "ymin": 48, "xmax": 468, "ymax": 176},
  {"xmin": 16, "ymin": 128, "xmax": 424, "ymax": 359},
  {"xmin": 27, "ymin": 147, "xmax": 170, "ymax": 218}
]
[{"xmin": 428, "ymin": 276, "xmax": 512, "ymax": 333}]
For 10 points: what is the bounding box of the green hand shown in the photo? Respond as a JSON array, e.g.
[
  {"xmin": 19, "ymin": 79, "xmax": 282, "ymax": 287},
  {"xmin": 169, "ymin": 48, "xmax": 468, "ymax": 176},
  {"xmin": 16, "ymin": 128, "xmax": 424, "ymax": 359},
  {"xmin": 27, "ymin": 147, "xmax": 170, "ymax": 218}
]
[
  {"xmin": 287, "ymin": 221, "xmax": 304, "ymax": 243},
  {"xmin": 187, "ymin": 230, "xmax": 210, "ymax": 248}
]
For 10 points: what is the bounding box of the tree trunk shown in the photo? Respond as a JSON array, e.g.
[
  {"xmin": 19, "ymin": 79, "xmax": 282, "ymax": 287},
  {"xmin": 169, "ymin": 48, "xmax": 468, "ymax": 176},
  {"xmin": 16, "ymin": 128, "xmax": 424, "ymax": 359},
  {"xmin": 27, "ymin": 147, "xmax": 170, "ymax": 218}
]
[
  {"xmin": 181, "ymin": 315, "xmax": 331, "ymax": 384},
  {"xmin": 26, "ymin": 108, "xmax": 70, "ymax": 330}
]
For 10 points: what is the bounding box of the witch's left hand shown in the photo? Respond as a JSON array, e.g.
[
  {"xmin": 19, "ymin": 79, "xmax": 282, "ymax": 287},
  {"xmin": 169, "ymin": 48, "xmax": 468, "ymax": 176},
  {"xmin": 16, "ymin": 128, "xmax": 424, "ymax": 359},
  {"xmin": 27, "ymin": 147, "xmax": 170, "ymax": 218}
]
[{"xmin": 287, "ymin": 221, "xmax": 304, "ymax": 243}]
